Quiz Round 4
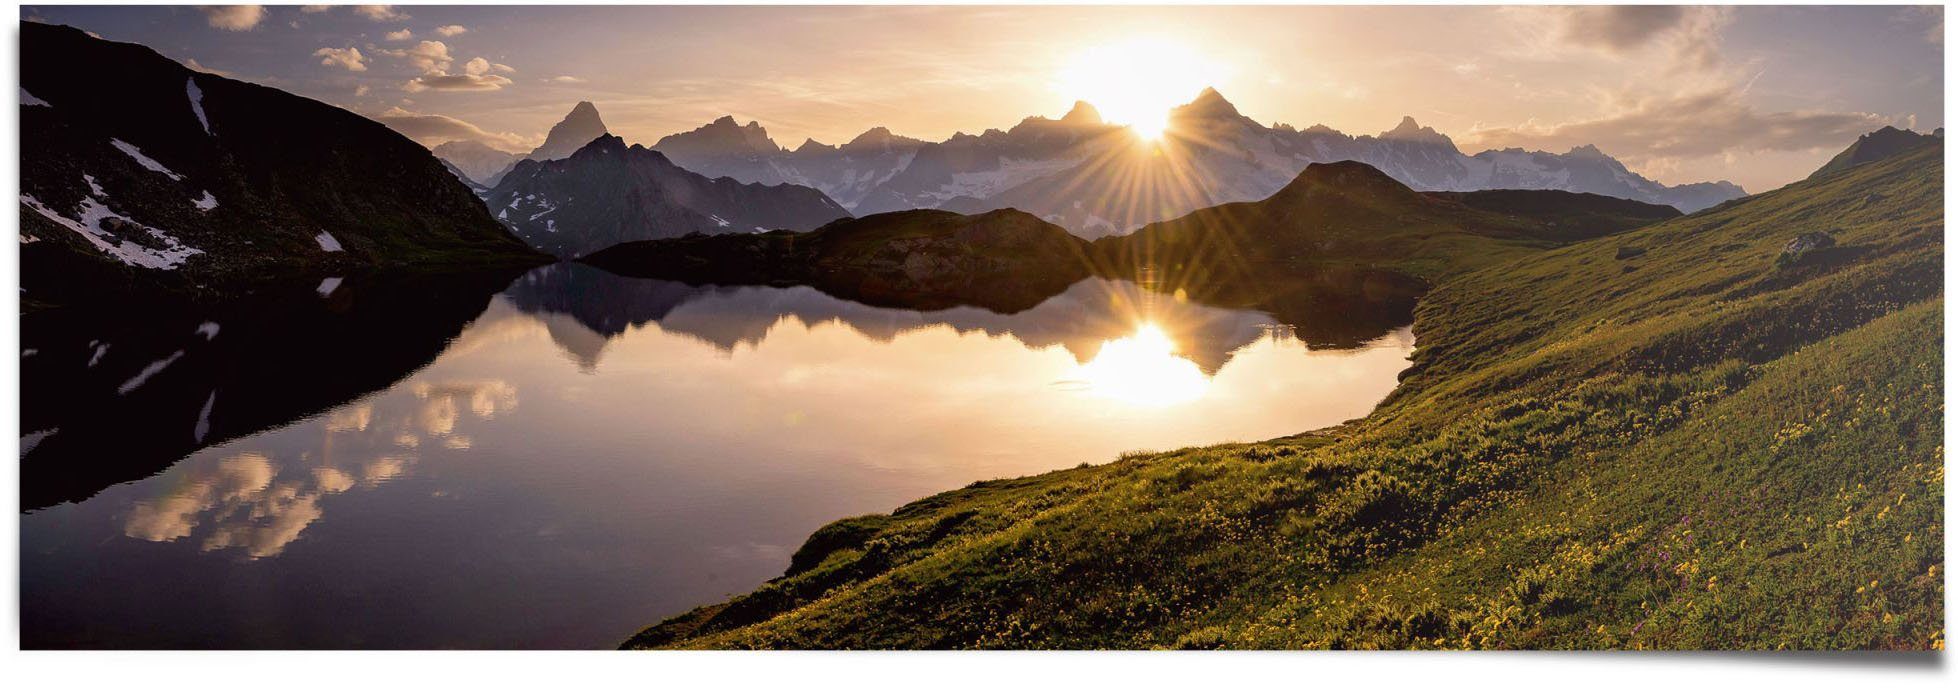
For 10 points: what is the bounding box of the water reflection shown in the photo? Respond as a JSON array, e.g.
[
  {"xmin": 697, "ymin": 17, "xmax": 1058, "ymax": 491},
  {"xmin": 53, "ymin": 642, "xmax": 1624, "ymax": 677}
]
[{"xmin": 22, "ymin": 263, "xmax": 1416, "ymax": 649}]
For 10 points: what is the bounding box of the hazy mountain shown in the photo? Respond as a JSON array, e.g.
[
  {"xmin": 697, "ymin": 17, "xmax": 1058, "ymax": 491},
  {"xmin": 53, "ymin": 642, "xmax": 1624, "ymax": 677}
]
[
  {"xmin": 433, "ymin": 139, "xmax": 524, "ymax": 186},
  {"xmin": 1806, "ymin": 125, "xmax": 1943, "ymax": 180},
  {"xmin": 18, "ymin": 22, "xmax": 543, "ymax": 306},
  {"xmin": 485, "ymin": 134, "xmax": 851, "ymax": 258},
  {"xmin": 638, "ymin": 89, "xmax": 1745, "ymax": 238}
]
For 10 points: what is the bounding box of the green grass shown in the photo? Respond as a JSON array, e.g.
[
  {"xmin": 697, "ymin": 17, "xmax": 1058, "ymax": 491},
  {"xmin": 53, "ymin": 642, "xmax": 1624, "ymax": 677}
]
[{"xmin": 626, "ymin": 144, "xmax": 1943, "ymax": 650}]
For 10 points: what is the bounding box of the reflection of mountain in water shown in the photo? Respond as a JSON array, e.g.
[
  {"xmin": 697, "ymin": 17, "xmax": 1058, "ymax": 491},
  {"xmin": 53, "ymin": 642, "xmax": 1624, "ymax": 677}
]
[
  {"xmin": 502, "ymin": 263, "xmax": 1414, "ymax": 373},
  {"xmin": 19, "ymin": 270, "xmax": 519, "ymax": 510}
]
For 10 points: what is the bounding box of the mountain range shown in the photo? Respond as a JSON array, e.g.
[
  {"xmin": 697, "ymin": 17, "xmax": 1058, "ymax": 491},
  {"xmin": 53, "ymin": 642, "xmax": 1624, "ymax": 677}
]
[
  {"xmin": 484, "ymin": 134, "xmax": 852, "ymax": 258},
  {"xmin": 597, "ymin": 89, "xmax": 1747, "ymax": 237}
]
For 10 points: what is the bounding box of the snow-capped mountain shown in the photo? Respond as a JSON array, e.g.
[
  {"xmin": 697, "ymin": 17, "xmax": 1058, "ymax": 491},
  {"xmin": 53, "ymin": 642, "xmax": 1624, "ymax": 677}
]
[
  {"xmin": 652, "ymin": 102, "xmax": 1123, "ymax": 213},
  {"xmin": 19, "ymin": 22, "xmax": 541, "ymax": 305},
  {"xmin": 638, "ymin": 89, "xmax": 1746, "ymax": 238},
  {"xmin": 484, "ymin": 134, "xmax": 851, "ymax": 258}
]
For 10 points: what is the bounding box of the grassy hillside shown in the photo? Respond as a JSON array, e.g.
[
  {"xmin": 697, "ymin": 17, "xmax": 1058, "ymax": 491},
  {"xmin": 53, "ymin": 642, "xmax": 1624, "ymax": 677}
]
[{"xmin": 627, "ymin": 139, "xmax": 1942, "ymax": 650}]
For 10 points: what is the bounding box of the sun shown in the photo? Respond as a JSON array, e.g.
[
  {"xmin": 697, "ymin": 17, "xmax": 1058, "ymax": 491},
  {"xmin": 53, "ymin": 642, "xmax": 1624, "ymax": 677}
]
[{"xmin": 1054, "ymin": 38, "xmax": 1229, "ymax": 140}]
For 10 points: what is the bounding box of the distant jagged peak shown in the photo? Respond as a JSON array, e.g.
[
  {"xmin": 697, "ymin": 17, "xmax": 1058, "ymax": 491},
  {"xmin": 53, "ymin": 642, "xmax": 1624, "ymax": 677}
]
[
  {"xmin": 654, "ymin": 113, "xmax": 784, "ymax": 157},
  {"xmin": 1379, "ymin": 115, "xmax": 1453, "ymax": 144},
  {"xmin": 1172, "ymin": 86, "xmax": 1242, "ymax": 120},
  {"xmin": 794, "ymin": 137, "xmax": 834, "ymax": 154},
  {"xmin": 1564, "ymin": 143, "xmax": 1611, "ymax": 158},
  {"xmin": 528, "ymin": 100, "xmax": 611, "ymax": 161},
  {"xmin": 840, "ymin": 126, "xmax": 923, "ymax": 154},
  {"xmin": 1061, "ymin": 100, "xmax": 1102, "ymax": 126}
]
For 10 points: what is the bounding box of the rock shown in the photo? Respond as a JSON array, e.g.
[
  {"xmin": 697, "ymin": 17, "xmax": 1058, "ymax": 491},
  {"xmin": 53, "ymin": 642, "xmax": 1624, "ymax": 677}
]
[
  {"xmin": 1777, "ymin": 231, "xmax": 1836, "ymax": 266},
  {"xmin": 1614, "ymin": 245, "xmax": 1646, "ymax": 260}
]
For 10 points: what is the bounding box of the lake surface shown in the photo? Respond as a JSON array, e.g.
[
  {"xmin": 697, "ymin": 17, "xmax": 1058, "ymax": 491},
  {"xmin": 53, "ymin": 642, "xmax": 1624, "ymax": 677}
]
[{"xmin": 20, "ymin": 264, "xmax": 1415, "ymax": 649}]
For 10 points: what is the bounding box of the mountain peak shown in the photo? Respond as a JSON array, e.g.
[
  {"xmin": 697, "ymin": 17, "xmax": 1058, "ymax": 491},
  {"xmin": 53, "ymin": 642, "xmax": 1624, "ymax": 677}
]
[
  {"xmin": 528, "ymin": 101, "xmax": 611, "ymax": 161},
  {"xmin": 1061, "ymin": 100, "xmax": 1102, "ymax": 125},
  {"xmin": 1566, "ymin": 143, "xmax": 1608, "ymax": 158},
  {"xmin": 1379, "ymin": 115, "xmax": 1456, "ymax": 148},
  {"xmin": 1171, "ymin": 86, "xmax": 1241, "ymax": 121}
]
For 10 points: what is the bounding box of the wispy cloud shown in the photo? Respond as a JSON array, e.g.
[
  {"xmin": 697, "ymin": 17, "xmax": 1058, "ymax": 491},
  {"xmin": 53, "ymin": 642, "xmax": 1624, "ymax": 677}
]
[{"xmin": 371, "ymin": 106, "xmax": 537, "ymax": 150}]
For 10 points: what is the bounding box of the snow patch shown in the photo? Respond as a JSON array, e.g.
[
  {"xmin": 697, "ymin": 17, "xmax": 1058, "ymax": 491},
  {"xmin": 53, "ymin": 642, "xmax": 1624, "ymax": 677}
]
[
  {"xmin": 317, "ymin": 277, "xmax": 344, "ymax": 297},
  {"xmin": 20, "ymin": 193, "xmax": 203, "ymax": 270},
  {"xmin": 194, "ymin": 391, "xmax": 217, "ymax": 442},
  {"xmin": 118, "ymin": 350, "xmax": 185, "ymax": 395},
  {"xmin": 186, "ymin": 77, "xmax": 212, "ymax": 135},
  {"xmin": 110, "ymin": 139, "xmax": 185, "ymax": 181},
  {"xmin": 83, "ymin": 174, "xmax": 106, "ymax": 197},
  {"xmin": 193, "ymin": 190, "xmax": 218, "ymax": 211},
  {"xmin": 710, "ymin": 214, "xmax": 731, "ymax": 227},
  {"xmin": 20, "ymin": 87, "xmax": 49, "ymax": 107},
  {"xmin": 88, "ymin": 341, "xmax": 110, "ymax": 367},
  {"xmin": 314, "ymin": 231, "xmax": 344, "ymax": 252},
  {"xmin": 196, "ymin": 322, "xmax": 220, "ymax": 340},
  {"xmin": 21, "ymin": 429, "xmax": 57, "ymax": 458}
]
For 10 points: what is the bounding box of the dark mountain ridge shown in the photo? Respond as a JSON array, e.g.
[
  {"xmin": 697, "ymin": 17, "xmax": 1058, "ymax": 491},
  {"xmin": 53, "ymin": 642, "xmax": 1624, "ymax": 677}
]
[
  {"xmin": 485, "ymin": 134, "xmax": 851, "ymax": 258},
  {"xmin": 18, "ymin": 22, "xmax": 544, "ymax": 307}
]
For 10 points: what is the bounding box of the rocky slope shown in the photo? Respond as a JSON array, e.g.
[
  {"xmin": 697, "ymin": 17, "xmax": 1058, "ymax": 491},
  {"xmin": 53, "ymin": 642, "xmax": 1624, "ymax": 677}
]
[
  {"xmin": 485, "ymin": 134, "xmax": 851, "ymax": 258},
  {"xmin": 18, "ymin": 22, "xmax": 544, "ymax": 307}
]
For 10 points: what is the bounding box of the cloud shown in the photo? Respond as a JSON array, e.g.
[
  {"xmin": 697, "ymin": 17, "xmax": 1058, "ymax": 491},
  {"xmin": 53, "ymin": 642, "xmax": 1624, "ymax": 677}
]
[
  {"xmin": 375, "ymin": 40, "xmax": 452, "ymax": 72},
  {"xmin": 355, "ymin": 84, "xmax": 370, "ymax": 97},
  {"xmin": 182, "ymin": 58, "xmax": 233, "ymax": 77},
  {"xmin": 434, "ymin": 25, "xmax": 468, "ymax": 37},
  {"xmin": 546, "ymin": 75, "xmax": 587, "ymax": 84},
  {"xmin": 1463, "ymin": 83, "xmax": 1887, "ymax": 166},
  {"xmin": 312, "ymin": 46, "xmax": 368, "ymax": 72},
  {"xmin": 1895, "ymin": 6, "xmax": 1943, "ymax": 45},
  {"xmin": 404, "ymin": 72, "xmax": 515, "ymax": 93},
  {"xmin": 462, "ymin": 57, "xmax": 515, "ymax": 76},
  {"xmin": 200, "ymin": 6, "xmax": 265, "ymax": 31},
  {"xmin": 352, "ymin": 5, "xmax": 405, "ymax": 22},
  {"xmin": 384, "ymin": 28, "xmax": 413, "ymax": 41},
  {"xmin": 300, "ymin": 5, "xmax": 331, "ymax": 13},
  {"xmin": 372, "ymin": 106, "xmax": 535, "ymax": 149},
  {"xmin": 1532, "ymin": 5, "xmax": 1731, "ymax": 73}
]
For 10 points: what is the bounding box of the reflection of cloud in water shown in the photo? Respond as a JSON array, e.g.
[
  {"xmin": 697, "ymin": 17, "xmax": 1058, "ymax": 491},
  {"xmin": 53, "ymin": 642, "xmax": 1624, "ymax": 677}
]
[
  {"xmin": 121, "ymin": 378, "xmax": 519, "ymax": 558},
  {"xmin": 411, "ymin": 380, "xmax": 518, "ymax": 436},
  {"xmin": 121, "ymin": 450, "xmax": 398, "ymax": 558}
]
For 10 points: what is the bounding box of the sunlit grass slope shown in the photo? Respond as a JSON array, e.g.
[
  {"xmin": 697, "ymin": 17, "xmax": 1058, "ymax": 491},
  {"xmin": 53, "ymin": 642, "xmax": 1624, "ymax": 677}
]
[{"xmin": 627, "ymin": 143, "xmax": 1943, "ymax": 650}]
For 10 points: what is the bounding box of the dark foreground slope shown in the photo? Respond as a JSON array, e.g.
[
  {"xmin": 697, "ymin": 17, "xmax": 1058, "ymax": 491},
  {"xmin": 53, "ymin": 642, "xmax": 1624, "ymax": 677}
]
[
  {"xmin": 629, "ymin": 143, "xmax": 1941, "ymax": 649},
  {"xmin": 583, "ymin": 208, "xmax": 1093, "ymax": 312},
  {"xmin": 19, "ymin": 23, "xmax": 543, "ymax": 306}
]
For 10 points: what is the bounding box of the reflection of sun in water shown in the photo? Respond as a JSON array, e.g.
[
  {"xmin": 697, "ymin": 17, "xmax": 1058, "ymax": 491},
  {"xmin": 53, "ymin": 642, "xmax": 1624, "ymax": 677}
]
[
  {"xmin": 1075, "ymin": 323, "xmax": 1209, "ymax": 407},
  {"xmin": 1053, "ymin": 38, "xmax": 1230, "ymax": 140}
]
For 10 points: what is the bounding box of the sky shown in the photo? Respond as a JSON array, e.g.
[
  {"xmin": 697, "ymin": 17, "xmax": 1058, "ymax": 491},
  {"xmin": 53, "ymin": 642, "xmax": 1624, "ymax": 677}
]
[{"xmin": 20, "ymin": 4, "xmax": 1946, "ymax": 192}]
